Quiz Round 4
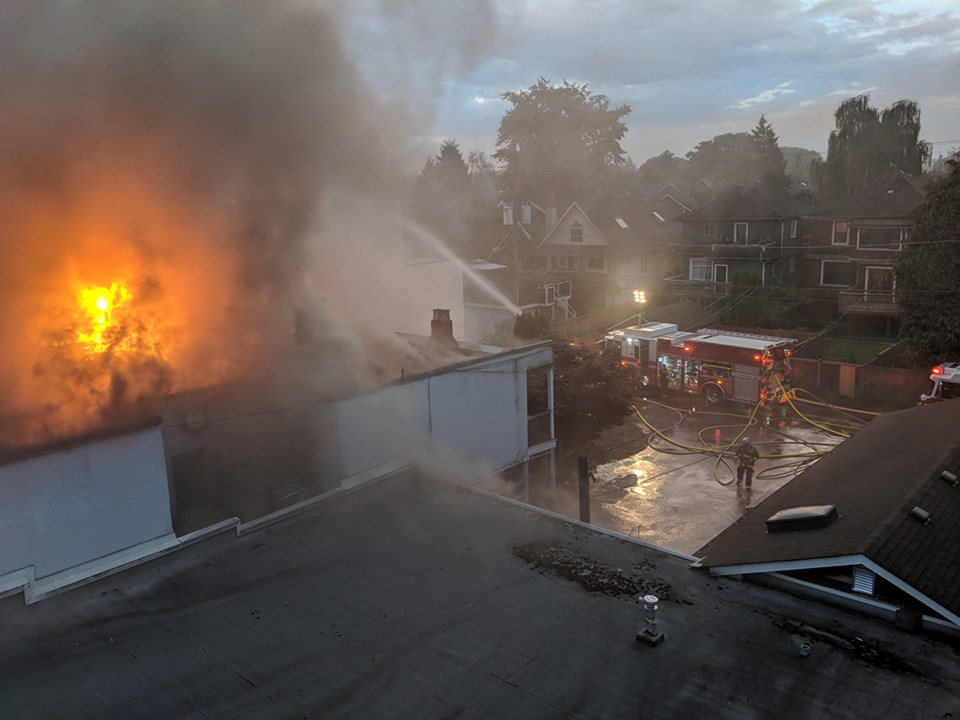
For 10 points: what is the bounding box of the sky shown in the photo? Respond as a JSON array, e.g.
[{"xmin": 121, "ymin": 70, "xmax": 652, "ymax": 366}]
[{"xmin": 336, "ymin": 0, "xmax": 960, "ymax": 168}]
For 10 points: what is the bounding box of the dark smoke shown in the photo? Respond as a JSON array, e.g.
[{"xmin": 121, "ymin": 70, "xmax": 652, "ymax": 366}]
[{"xmin": 0, "ymin": 0, "xmax": 419, "ymax": 447}]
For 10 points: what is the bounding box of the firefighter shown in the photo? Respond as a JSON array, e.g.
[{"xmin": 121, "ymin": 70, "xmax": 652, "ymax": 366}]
[{"xmin": 734, "ymin": 438, "xmax": 760, "ymax": 487}]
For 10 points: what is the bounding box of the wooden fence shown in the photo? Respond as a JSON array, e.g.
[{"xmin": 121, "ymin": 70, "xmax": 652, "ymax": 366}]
[{"xmin": 791, "ymin": 358, "xmax": 929, "ymax": 411}]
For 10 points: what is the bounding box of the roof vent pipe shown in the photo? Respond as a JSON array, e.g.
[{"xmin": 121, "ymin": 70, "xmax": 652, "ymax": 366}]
[
  {"xmin": 636, "ymin": 594, "xmax": 665, "ymax": 646},
  {"xmin": 910, "ymin": 506, "xmax": 931, "ymax": 525},
  {"xmin": 941, "ymin": 470, "xmax": 958, "ymax": 486}
]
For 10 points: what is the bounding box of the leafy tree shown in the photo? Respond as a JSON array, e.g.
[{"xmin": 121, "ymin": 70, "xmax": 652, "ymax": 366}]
[
  {"xmin": 685, "ymin": 116, "xmax": 788, "ymax": 189},
  {"xmin": 782, "ymin": 146, "xmax": 823, "ymax": 186},
  {"xmin": 549, "ymin": 338, "xmax": 635, "ymax": 447},
  {"xmin": 494, "ymin": 78, "xmax": 630, "ymax": 200},
  {"xmin": 636, "ymin": 150, "xmax": 689, "ymax": 188},
  {"xmin": 896, "ymin": 154, "xmax": 960, "ymax": 360},
  {"xmin": 513, "ymin": 311, "xmax": 549, "ymax": 339},
  {"xmin": 812, "ymin": 95, "xmax": 931, "ymax": 204},
  {"xmin": 467, "ymin": 149, "xmax": 498, "ymax": 206}
]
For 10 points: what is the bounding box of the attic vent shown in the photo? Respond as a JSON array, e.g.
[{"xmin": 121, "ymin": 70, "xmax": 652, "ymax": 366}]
[
  {"xmin": 652, "ymin": 212, "xmax": 665, "ymax": 224},
  {"xmin": 910, "ymin": 506, "xmax": 931, "ymax": 524},
  {"xmin": 942, "ymin": 470, "xmax": 958, "ymax": 486},
  {"xmin": 615, "ymin": 217, "xmax": 629, "ymax": 229},
  {"xmin": 852, "ymin": 567, "xmax": 876, "ymax": 596},
  {"xmin": 765, "ymin": 504, "xmax": 838, "ymax": 533}
]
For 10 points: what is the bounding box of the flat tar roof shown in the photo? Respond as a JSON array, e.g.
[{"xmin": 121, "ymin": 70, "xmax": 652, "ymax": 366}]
[{"xmin": 2, "ymin": 470, "xmax": 958, "ymax": 719}]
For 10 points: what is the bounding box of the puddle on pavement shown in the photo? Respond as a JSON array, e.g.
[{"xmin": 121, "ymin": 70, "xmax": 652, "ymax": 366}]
[{"xmin": 589, "ymin": 412, "xmax": 846, "ymax": 555}]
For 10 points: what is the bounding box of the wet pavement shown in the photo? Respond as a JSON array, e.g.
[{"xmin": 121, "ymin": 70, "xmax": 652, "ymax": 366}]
[{"xmin": 546, "ymin": 396, "xmax": 866, "ymax": 555}]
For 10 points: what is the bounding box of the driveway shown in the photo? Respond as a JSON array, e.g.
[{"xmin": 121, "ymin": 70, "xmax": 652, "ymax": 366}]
[{"xmin": 544, "ymin": 396, "xmax": 862, "ymax": 555}]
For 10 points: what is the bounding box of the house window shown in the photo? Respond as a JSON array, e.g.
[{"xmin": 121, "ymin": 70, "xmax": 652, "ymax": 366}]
[
  {"xmin": 832, "ymin": 221, "xmax": 848, "ymax": 245},
  {"xmin": 820, "ymin": 260, "xmax": 854, "ymax": 287},
  {"xmin": 703, "ymin": 223, "xmax": 715, "ymax": 237},
  {"xmin": 690, "ymin": 257, "xmax": 710, "ymax": 281},
  {"xmin": 734, "ymin": 222, "xmax": 748, "ymax": 243},
  {"xmin": 857, "ymin": 227, "xmax": 905, "ymax": 250},
  {"xmin": 570, "ymin": 222, "xmax": 583, "ymax": 243},
  {"xmin": 587, "ymin": 256, "xmax": 604, "ymax": 271},
  {"xmin": 567, "ymin": 256, "xmax": 578, "ymax": 271},
  {"xmin": 790, "ymin": 220, "xmax": 798, "ymax": 239},
  {"xmin": 788, "ymin": 257, "xmax": 796, "ymax": 274},
  {"xmin": 865, "ymin": 266, "xmax": 894, "ymax": 294}
]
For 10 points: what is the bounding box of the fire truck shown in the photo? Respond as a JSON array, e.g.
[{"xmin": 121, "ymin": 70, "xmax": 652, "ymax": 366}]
[
  {"xmin": 598, "ymin": 322, "xmax": 796, "ymax": 405},
  {"xmin": 919, "ymin": 362, "xmax": 960, "ymax": 404}
]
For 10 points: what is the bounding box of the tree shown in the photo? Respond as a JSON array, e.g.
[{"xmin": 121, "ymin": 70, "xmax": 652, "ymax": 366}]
[
  {"xmin": 750, "ymin": 115, "xmax": 788, "ymax": 189},
  {"xmin": 685, "ymin": 116, "xmax": 788, "ymax": 189},
  {"xmin": 467, "ymin": 149, "xmax": 498, "ymax": 206},
  {"xmin": 494, "ymin": 78, "xmax": 630, "ymax": 200},
  {"xmin": 895, "ymin": 154, "xmax": 960, "ymax": 360},
  {"xmin": 549, "ymin": 338, "xmax": 635, "ymax": 447},
  {"xmin": 812, "ymin": 95, "xmax": 931, "ymax": 204},
  {"xmin": 636, "ymin": 150, "xmax": 689, "ymax": 188},
  {"xmin": 411, "ymin": 139, "xmax": 474, "ymax": 257}
]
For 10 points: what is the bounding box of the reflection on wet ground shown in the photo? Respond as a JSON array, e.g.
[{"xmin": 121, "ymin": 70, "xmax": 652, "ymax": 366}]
[{"xmin": 579, "ymin": 399, "xmax": 859, "ymax": 555}]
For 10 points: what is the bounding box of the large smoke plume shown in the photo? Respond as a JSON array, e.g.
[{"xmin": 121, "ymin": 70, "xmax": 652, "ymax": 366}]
[{"xmin": 0, "ymin": 0, "xmax": 491, "ymax": 450}]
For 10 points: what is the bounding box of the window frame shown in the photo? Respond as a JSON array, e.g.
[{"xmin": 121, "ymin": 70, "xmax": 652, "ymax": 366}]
[
  {"xmin": 864, "ymin": 265, "xmax": 895, "ymax": 294},
  {"xmin": 569, "ymin": 221, "xmax": 583, "ymax": 243},
  {"xmin": 689, "ymin": 256, "xmax": 710, "ymax": 282},
  {"xmin": 734, "ymin": 222, "xmax": 748, "ymax": 244},
  {"xmin": 820, "ymin": 259, "xmax": 854, "ymax": 287},
  {"xmin": 832, "ymin": 220, "xmax": 849, "ymax": 246},
  {"xmin": 789, "ymin": 219, "xmax": 798, "ymax": 239},
  {"xmin": 855, "ymin": 226, "xmax": 906, "ymax": 251},
  {"xmin": 586, "ymin": 256, "xmax": 605, "ymax": 272},
  {"xmin": 703, "ymin": 223, "xmax": 715, "ymax": 237}
]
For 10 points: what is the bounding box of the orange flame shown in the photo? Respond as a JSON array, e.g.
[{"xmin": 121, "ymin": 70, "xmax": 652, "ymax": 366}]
[{"xmin": 72, "ymin": 279, "xmax": 164, "ymax": 358}]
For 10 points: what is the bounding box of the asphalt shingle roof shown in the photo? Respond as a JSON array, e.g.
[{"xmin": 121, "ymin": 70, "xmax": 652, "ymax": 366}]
[
  {"xmin": 696, "ymin": 400, "xmax": 960, "ymax": 618},
  {"xmin": 809, "ymin": 170, "xmax": 926, "ymax": 220}
]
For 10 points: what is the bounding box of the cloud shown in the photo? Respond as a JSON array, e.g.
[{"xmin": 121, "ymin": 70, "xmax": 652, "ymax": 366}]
[{"xmin": 729, "ymin": 82, "xmax": 797, "ymax": 109}]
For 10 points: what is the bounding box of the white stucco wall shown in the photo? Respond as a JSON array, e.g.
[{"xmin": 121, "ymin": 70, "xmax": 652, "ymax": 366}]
[
  {"xmin": 335, "ymin": 344, "xmax": 552, "ymax": 485},
  {"xmin": 0, "ymin": 427, "xmax": 173, "ymax": 586}
]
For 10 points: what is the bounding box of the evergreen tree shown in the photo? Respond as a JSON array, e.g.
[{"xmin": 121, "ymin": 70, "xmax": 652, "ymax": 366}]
[{"xmin": 750, "ymin": 115, "xmax": 788, "ymax": 189}]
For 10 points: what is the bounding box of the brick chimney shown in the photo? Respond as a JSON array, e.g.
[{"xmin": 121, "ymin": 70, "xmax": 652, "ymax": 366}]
[{"xmin": 430, "ymin": 309, "xmax": 459, "ymax": 350}]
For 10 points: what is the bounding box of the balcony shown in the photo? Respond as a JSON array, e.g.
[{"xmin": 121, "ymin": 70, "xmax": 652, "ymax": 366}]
[{"xmin": 839, "ymin": 289, "xmax": 899, "ymax": 316}]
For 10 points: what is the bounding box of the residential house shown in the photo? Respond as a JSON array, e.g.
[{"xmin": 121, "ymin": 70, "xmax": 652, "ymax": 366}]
[
  {"xmin": 670, "ymin": 182, "xmax": 812, "ymax": 302},
  {"xmin": 535, "ymin": 198, "xmax": 681, "ymax": 315},
  {"xmin": 696, "ymin": 399, "xmax": 960, "ymax": 636},
  {"xmin": 801, "ymin": 169, "xmax": 926, "ymax": 327}
]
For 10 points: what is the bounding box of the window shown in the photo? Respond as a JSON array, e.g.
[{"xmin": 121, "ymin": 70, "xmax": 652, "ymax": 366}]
[
  {"xmin": 734, "ymin": 222, "xmax": 748, "ymax": 243},
  {"xmin": 567, "ymin": 256, "xmax": 578, "ymax": 271},
  {"xmin": 857, "ymin": 227, "xmax": 905, "ymax": 250},
  {"xmin": 790, "ymin": 220, "xmax": 798, "ymax": 239},
  {"xmin": 639, "ymin": 253, "xmax": 648, "ymax": 273},
  {"xmin": 690, "ymin": 257, "xmax": 710, "ymax": 281},
  {"xmin": 865, "ymin": 266, "xmax": 894, "ymax": 294},
  {"xmin": 832, "ymin": 221, "xmax": 848, "ymax": 245},
  {"xmin": 587, "ymin": 256, "xmax": 604, "ymax": 271},
  {"xmin": 788, "ymin": 257, "xmax": 796, "ymax": 274},
  {"xmin": 615, "ymin": 217, "xmax": 629, "ymax": 229},
  {"xmin": 820, "ymin": 260, "xmax": 854, "ymax": 287},
  {"xmin": 703, "ymin": 223, "xmax": 715, "ymax": 237},
  {"xmin": 570, "ymin": 221, "xmax": 583, "ymax": 243}
]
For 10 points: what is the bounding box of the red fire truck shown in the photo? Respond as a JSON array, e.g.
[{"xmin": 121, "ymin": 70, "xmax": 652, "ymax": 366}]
[{"xmin": 599, "ymin": 323, "xmax": 796, "ymax": 405}]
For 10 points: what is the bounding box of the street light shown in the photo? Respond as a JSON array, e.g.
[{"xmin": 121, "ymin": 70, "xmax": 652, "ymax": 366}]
[{"xmin": 633, "ymin": 289, "xmax": 647, "ymax": 322}]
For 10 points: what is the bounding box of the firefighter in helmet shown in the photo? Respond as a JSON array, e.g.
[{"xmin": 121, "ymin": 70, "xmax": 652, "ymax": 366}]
[{"xmin": 734, "ymin": 438, "xmax": 760, "ymax": 487}]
